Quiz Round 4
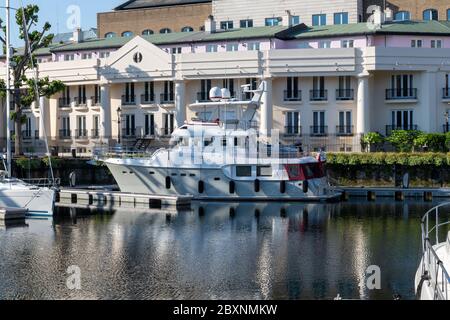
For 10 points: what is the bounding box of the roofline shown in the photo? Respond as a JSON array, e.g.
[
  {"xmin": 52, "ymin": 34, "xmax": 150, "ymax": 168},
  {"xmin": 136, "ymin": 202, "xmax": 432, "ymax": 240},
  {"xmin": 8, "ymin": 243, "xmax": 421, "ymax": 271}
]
[{"xmin": 113, "ymin": 0, "xmax": 211, "ymax": 11}]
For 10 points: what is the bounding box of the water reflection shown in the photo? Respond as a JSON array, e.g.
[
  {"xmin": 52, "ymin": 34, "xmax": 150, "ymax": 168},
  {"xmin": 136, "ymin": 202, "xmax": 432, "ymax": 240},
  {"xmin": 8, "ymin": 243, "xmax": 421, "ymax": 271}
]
[{"xmin": 0, "ymin": 200, "xmax": 441, "ymax": 300}]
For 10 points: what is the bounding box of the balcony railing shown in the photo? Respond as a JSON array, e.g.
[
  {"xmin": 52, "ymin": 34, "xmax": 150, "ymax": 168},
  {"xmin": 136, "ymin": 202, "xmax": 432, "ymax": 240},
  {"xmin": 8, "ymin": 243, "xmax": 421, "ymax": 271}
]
[
  {"xmin": 310, "ymin": 90, "xmax": 328, "ymax": 101},
  {"xmin": 385, "ymin": 88, "xmax": 418, "ymax": 100},
  {"xmin": 22, "ymin": 130, "xmax": 32, "ymax": 140},
  {"xmin": 91, "ymin": 129, "xmax": 100, "ymax": 138},
  {"xmin": 284, "ymin": 126, "xmax": 302, "ymax": 137},
  {"xmin": 91, "ymin": 96, "xmax": 101, "ymax": 106},
  {"xmin": 443, "ymin": 88, "xmax": 450, "ymax": 99},
  {"xmin": 284, "ymin": 90, "xmax": 302, "ymax": 102},
  {"xmin": 74, "ymin": 97, "xmax": 87, "ymax": 106},
  {"xmin": 385, "ymin": 125, "xmax": 419, "ymax": 136},
  {"xmin": 336, "ymin": 89, "xmax": 354, "ymax": 101},
  {"xmin": 59, "ymin": 97, "xmax": 71, "ymax": 108},
  {"xmin": 310, "ymin": 126, "xmax": 328, "ymax": 137},
  {"xmin": 75, "ymin": 129, "xmax": 88, "ymax": 139},
  {"xmin": 160, "ymin": 93, "xmax": 174, "ymax": 104},
  {"xmin": 141, "ymin": 94, "xmax": 155, "ymax": 104},
  {"xmin": 122, "ymin": 127, "xmax": 142, "ymax": 139},
  {"xmin": 59, "ymin": 129, "xmax": 71, "ymax": 139},
  {"xmin": 336, "ymin": 125, "xmax": 354, "ymax": 136},
  {"xmin": 121, "ymin": 95, "xmax": 136, "ymax": 106}
]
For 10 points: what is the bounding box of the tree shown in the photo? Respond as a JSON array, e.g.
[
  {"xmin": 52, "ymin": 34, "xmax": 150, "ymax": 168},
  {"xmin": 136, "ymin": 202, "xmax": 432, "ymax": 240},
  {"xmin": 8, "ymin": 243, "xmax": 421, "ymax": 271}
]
[{"xmin": 0, "ymin": 5, "xmax": 65, "ymax": 156}]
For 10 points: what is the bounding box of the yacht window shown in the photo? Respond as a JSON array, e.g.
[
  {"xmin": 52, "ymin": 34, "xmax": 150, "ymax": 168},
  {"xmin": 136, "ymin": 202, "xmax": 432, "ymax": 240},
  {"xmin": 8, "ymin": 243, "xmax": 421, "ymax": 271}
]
[
  {"xmin": 236, "ymin": 166, "xmax": 252, "ymax": 177},
  {"xmin": 257, "ymin": 166, "xmax": 272, "ymax": 177},
  {"xmin": 222, "ymin": 138, "xmax": 227, "ymax": 147},
  {"xmin": 287, "ymin": 165, "xmax": 300, "ymax": 178}
]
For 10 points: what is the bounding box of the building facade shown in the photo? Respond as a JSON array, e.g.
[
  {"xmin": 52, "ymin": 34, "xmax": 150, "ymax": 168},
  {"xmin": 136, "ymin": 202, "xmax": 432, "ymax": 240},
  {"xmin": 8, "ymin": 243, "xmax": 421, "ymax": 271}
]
[
  {"xmin": 97, "ymin": 0, "xmax": 212, "ymax": 39},
  {"xmin": 364, "ymin": 1, "xmax": 450, "ymax": 21},
  {"xmin": 1, "ymin": 18, "xmax": 450, "ymax": 157}
]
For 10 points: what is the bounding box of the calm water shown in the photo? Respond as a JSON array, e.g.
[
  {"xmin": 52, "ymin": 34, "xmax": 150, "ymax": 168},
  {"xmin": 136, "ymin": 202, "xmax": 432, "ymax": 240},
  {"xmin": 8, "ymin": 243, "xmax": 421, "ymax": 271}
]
[{"xmin": 0, "ymin": 200, "xmax": 444, "ymax": 300}]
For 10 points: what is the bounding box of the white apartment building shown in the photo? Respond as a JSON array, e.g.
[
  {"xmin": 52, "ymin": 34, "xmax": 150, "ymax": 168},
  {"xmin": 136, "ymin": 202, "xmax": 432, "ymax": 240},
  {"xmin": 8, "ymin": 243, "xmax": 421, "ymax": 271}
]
[
  {"xmin": 1, "ymin": 18, "xmax": 450, "ymax": 157},
  {"xmin": 212, "ymin": 0, "xmax": 363, "ymax": 28}
]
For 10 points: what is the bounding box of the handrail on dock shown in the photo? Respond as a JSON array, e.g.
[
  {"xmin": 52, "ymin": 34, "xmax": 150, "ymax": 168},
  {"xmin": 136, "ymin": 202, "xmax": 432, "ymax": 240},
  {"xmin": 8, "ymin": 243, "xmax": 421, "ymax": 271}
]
[{"xmin": 421, "ymin": 202, "xmax": 450, "ymax": 300}]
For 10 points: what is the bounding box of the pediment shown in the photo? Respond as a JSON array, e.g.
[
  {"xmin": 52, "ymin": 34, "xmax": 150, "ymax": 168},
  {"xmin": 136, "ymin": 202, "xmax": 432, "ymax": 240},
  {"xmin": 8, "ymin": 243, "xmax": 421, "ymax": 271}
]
[{"xmin": 100, "ymin": 36, "xmax": 174, "ymax": 81}]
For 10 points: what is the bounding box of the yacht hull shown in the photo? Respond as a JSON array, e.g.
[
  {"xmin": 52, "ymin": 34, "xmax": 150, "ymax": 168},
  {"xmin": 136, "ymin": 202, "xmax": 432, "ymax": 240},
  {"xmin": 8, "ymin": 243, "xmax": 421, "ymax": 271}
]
[
  {"xmin": 0, "ymin": 188, "xmax": 55, "ymax": 216},
  {"xmin": 105, "ymin": 163, "xmax": 341, "ymax": 202}
]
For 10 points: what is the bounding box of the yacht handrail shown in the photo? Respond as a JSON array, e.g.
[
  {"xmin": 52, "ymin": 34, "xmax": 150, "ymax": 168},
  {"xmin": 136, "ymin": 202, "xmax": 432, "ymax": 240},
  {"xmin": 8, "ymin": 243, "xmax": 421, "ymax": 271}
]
[{"xmin": 420, "ymin": 202, "xmax": 450, "ymax": 300}]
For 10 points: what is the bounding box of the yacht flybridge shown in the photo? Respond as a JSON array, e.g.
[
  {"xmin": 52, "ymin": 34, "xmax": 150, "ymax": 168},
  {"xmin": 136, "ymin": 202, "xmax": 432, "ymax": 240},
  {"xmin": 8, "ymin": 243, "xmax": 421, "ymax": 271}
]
[
  {"xmin": 101, "ymin": 81, "xmax": 341, "ymax": 202},
  {"xmin": 415, "ymin": 203, "xmax": 450, "ymax": 300}
]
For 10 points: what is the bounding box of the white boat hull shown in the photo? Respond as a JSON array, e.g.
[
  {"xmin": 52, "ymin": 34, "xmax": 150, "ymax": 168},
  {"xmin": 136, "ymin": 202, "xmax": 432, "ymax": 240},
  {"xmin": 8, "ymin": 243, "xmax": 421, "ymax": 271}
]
[
  {"xmin": 0, "ymin": 188, "xmax": 55, "ymax": 216},
  {"xmin": 105, "ymin": 163, "xmax": 341, "ymax": 202}
]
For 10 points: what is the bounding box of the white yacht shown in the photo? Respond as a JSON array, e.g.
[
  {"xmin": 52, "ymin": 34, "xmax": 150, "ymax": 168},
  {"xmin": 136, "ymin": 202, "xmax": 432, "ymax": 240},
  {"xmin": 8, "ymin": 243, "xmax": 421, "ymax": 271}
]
[
  {"xmin": 0, "ymin": 170, "xmax": 55, "ymax": 216},
  {"xmin": 415, "ymin": 203, "xmax": 450, "ymax": 300},
  {"xmin": 101, "ymin": 82, "xmax": 341, "ymax": 202}
]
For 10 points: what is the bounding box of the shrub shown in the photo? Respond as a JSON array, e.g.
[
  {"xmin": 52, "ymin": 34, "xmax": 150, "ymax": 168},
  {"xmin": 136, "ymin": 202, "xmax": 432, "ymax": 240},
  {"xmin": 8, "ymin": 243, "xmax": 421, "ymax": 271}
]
[
  {"xmin": 386, "ymin": 130, "xmax": 421, "ymax": 152},
  {"xmin": 327, "ymin": 152, "xmax": 450, "ymax": 167},
  {"xmin": 414, "ymin": 133, "xmax": 447, "ymax": 152},
  {"xmin": 15, "ymin": 157, "xmax": 42, "ymax": 170},
  {"xmin": 362, "ymin": 132, "xmax": 384, "ymax": 152}
]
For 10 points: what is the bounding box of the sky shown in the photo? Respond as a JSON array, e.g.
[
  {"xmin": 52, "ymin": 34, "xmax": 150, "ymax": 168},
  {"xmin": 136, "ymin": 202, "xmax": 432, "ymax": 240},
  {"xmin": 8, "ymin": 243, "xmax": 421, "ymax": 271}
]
[{"xmin": 0, "ymin": 0, "xmax": 124, "ymax": 46}]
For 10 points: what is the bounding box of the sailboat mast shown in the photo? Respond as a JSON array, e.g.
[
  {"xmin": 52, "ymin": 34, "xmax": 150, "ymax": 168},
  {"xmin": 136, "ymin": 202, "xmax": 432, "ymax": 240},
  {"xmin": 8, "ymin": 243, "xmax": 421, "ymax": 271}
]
[{"xmin": 5, "ymin": 0, "xmax": 11, "ymax": 177}]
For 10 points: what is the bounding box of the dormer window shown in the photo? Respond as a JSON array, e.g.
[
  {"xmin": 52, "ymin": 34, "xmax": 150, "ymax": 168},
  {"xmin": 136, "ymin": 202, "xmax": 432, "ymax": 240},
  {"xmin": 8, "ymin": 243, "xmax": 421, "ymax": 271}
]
[
  {"xmin": 142, "ymin": 29, "xmax": 154, "ymax": 36},
  {"xmin": 160, "ymin": 28, "xmax": 172, "ymax": 34},
  {"xmin": 104, "ymin": 32, "xmax": 116, "ymax": 38},
  {"xmin": 181, "ymin": 26, "xmax": 194, "ymax": 32},
  {"xmin": 122, "ymin": 31, "xmax": 133, "ymax": 37}
]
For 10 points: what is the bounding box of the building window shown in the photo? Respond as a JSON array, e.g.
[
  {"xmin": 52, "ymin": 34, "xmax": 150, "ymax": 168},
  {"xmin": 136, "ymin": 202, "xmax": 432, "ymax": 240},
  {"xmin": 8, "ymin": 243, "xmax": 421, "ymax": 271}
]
[
  {"xmin": 236, "ymin": 166, "xmax": 252, "ymax": 177},
  {"xmin": 285, "ymin": 112, "xmax": 301, "ymax": 135},
  {"xmin": 341, "ymin": 40, "xmax": 354, "ymax": 48},
  {"xmin": 122, "ymin": 31, "xmax": 133, "ymax": 37},
  {"xmin": 394, "ymin": 11, "xmax": 410, "ymax": 21},
  {"xmin": 247, "ymin": 42, "xmax": 260, "ymax": 51},
  {"xmin": 334, "ymin": 12, "xmax": 348, "ymax": 25},
  {"xmin": 100, "ymin": 52, "xmax": 110, "ymax": 59},
  {"xmin": 171, "ymin": 47, "xmax": 182, "ymax": 54},
  {"xmin": 64, "ymin": 54, "xmax": 75, "ymax": 61},
  {"xmin": 265, "ymin": 17, "xmax": 281, "ymax": 26},
  {"xmin": 226, "ymin": 43, "xmax": 239, "ymax": 52},
  {"xmin": 142, "ymin": 29, "xmax": 153, "ymax": 36},
  {"xmin": 411, "ymin": 39, "xmax": 423, "ymax": 48},
  {"xmin": 318, "ymin": 40, "xmax": 331, "ymax": 48},
  {"xmin": 312, "ymin": 111, "xmax": 326, "ymax": 135},
  {"xmin": 431, "ymin": 40, "xmax": 442, "ymax": 48},
  {"xmin": 145, "ymin": 114, "xmax": 155, "ymax": 136},
  {"xmin": 220, "ymin": 21, "xmax": 233, "ymax": 30},
  {"xmin": 338, "ymin": 111, "xmax": 352, "ymax": 134},
  {"xmin": 423, "ymin": 9, "xmax": 438, "ymax": 21},
  {"xmin": 240, "ymin": 19, "xmax": 253, "ymax": 28},
  {"xmin": 82, "ymin": 53, "xmax": 92, "ymax": 60},
  {"xmin": 160, "ymin": 28, "xmax": 172, "ymax": 34},
  {"xmin": 104, "ymin": 32, "xmax": 116, "ymax": 38},
  {"xmin": 447, "ymin": 9, "xmax": 450, "ymax": 21},
  {"xmin": 285, "ymin": 77, "xmax": 300, "ymax": 101},
  {"xmin": 391, "ymin": 110, "xmax": 414, "ymax": 131},
  {"xmin": 291, "ymin": 16, "xmax": 300, "ymax": 26},
  {"xmin": 312, "ymin": 14, "xmax": 326, "ymax": 26},
  {"xmin": 206, "ymin": 44, "xmax": 218, "ymax": 52},
  {"xmin": 181, "ymin": 26, "xmax": 194, "ymax": 32},
  {"xmin": 389, "ymin": 74, "xmax": 416, "ymax": 99}
]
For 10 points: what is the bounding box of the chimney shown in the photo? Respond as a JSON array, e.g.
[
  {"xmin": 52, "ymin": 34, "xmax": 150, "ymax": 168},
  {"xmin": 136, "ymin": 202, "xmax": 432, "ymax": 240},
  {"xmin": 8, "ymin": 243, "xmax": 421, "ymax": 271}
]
[
  {"xmin": 372, "ymin": 6, "xmax": 385, "ymax": 27},
  {"xmin": 73, "ymin": 28, "xmax": 83, "ymax": 43},
  {"xmin": 282, "ymin": 10, "xmax": 292, "ymax": 27},
  {"xmin": 385, "ymin": 7, "xmax": 393, "ymax": 22},
  {"xmin": 204, "ymin": 15, "xmax": 216, "ymax": 33}
]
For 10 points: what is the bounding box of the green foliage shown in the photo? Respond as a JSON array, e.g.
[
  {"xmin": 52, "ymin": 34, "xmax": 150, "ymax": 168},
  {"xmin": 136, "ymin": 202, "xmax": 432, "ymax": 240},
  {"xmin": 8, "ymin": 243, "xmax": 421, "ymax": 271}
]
[
  {"xmin": 362, "ymin": 132, "xmax": 384, "ymax": 145},
  {"xmin": 413, "ymin": 133, "xmax": 447, "ymax": 152},
  {"xmin": 15, "ymin": 157, "xmax": 42, "ymax": 170},
  {"xmin": 386, "ymin": 130, "xmax": 421, "ymax": 152},
  {"xmin": 42, "ymin": 157, "xmax": 62, "ymax": 169},
  {"xmin": 327, "ymin": 152, "xmax": 450, "ymax": 167}
]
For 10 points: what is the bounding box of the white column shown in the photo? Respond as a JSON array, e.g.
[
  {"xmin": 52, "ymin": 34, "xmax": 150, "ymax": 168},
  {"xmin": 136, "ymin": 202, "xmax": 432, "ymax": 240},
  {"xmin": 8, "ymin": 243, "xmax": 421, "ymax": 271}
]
[
  {"xmin": 100, "ymin": 84, "xmax": 112, "ymax": 143},
  {"xmin": 260, "ymin": 79, "xmax": 273, "ymax": 135},
  {"xmin": 421, "ymin": 71, "xmax": 438, "ymax": 132},
  {"xmin": 39, "ymin": 96, "xmax": 46, "ymax": 139},
  {"xmin": 356, "ymin": 75, "xmax": 370, "ymax": 134},
  {"xmin": 175, "ymin": 81, "xmax": 186, "ymax": 127}
]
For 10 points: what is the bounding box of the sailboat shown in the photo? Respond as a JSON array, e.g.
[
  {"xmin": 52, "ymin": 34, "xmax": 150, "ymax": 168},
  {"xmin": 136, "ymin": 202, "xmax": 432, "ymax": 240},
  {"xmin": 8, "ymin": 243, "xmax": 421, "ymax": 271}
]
[{"xmin": 0, "ymin": 0, "xmax": 55, "ymax": 216}]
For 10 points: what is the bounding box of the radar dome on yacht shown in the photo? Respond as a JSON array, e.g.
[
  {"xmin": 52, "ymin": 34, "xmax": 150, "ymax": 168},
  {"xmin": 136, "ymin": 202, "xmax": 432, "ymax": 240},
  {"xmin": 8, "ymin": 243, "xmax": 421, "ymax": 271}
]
[
  {"xmin": 209, "ymin": 87, "xmax": 222, "ymax": 101},
  {"xmin": 221, "ymin": 88, "xmax": 231, "ymax": 100}
]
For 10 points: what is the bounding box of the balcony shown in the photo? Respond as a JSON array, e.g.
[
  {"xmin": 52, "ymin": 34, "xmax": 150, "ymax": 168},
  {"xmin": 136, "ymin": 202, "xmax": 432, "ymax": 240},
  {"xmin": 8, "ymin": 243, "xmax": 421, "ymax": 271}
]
[
  {"xmin": 75, "ymin": 129, "xmax": 88, "ymax": 140},
  {"xmin": 336, "ymin": 89, "xmax": 354, "ymax": 101},
  {"xmin": 122, "ymin": 127, "xmax": 142, "ymax": 139},
  {"xmin": 22, "ymin": 130, "xmax": 32, "ymax": 140},
  {"xmin": 90, "ymin": 96, "xmax": 101, "ymax": 107},
  {"xmin": 385, "ymin": 125, "xmax": 418, "ymax": 136},
  {"xmin": 310, "ymin": 126, "xmax": 328, "ymax": 137},
  {"xmin": 443, "ymin": 88, "xmax": 450, "ymax": 100},
  {"xmin": 141, "ymin": 94, "xmax": 155, "ymax": 104},
  {"xmin": 91, "ymin": 129, "xmax": 100, "ymax": 139},
  {"xmin": 385, "ymin": 88, "xmax": 418, "ymax": 101},
  {"xmin": 284, "ymin": 126, "xmax": 302, "ymax": 137},
  {"xmin": 310, "ymin": 90, "xmax": 328, "ymax": 102},
  {"xmin": 160, "ymin": 93, "xmax": 174, "ymax": 104},
  {"xmin": 74, "ymin": 97, "xmax": 87, "ymax": 107},
  {"xmin": 121, "ymin": 95, "xmax": 136, "ymax": 106},
  {"xmin": 283, "ymin": 90, "xmax": 302, "ymax": 102},
  {"xmin": 59, "ymin": 97, "xmax": 71, "ymax": 108},
  {"xmin": 336, "ymin": 125, "xmax": 354, "ymax": 136},
  {"xmin": 59, "ymin": 129, "xmax": 72, "ymax": 139}
]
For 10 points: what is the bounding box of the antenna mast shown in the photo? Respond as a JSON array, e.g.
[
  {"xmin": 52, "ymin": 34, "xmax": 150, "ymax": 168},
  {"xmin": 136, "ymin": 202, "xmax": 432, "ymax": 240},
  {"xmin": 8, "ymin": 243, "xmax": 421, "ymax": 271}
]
[{"xmin": 5, "ymin": 0, "xmax": 12, "ymax": 177}]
